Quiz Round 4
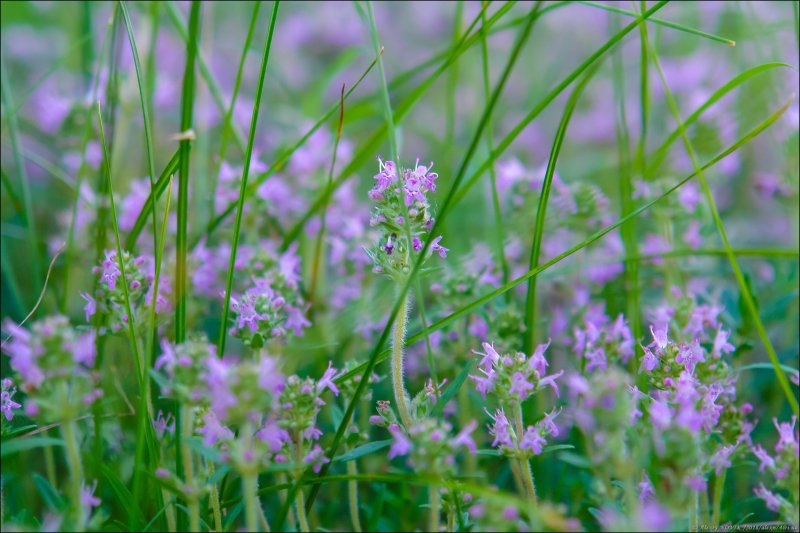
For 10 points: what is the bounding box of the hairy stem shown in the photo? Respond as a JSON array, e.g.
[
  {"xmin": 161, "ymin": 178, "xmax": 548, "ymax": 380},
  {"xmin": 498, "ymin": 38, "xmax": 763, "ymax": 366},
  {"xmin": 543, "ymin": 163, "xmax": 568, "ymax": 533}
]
[
  {"xmin": 712, "ymin": 468, "xmax": 725, "ymax": 528},
  {"xmin": 391, "ymin": 289, "xmax": 413, "ymax": 428},
  {"xmin": 208, "ymin": 460, "xmax": 222, "ymax": 532},
  {"xmin": 243, "ymin": 471, "xmax": 259, "ymax": 533},
  {"xmin": 511, "ymin": 402, "xmax": 537, "ymax": 514},
  {"xmin": 180, "ymin": 405, "xmax": 199, "ymax": 532},
  {"xmin": 62, "ymin": 416, "xmax": 85, "ymax": 530},
  {"xmin": 294, "ymin": 438, "xmax": 310, "ymax": 532},
  {"xmin": 347, "ymin": 460, "xmax": 362, "ymax": 532},
  {"xmin": 429, "ymin": 485, "xmax": 440, "ymax": 533}
]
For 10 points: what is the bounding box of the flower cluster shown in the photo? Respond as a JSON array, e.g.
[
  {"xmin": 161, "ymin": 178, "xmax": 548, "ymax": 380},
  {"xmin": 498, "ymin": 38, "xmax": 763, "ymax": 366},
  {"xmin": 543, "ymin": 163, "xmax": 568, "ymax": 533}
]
[
  {"xmin": 469, "ymin": 341, "xmax": 563, "ymax": 403},
  {"xmin": 1, "ymin": 316, "xmax": 100, "ymax": 421},
  {"xmin": 571, "ymin": 312, "xmax": 634, "ymax": 372},
  {"xmin": 751, "ymin": 416, "xmax": 799, "ymax": 523},
  {"xmin": 84, "ymin": 249, "xmax": 170, "ymax": 333},
  {"xmin": 374, "ymin": 415, "xmax": 476, "ymax": 477},
  {"xmin": 365, "ymin": 158, "xmax": 447, "ymax": 277},
  {"xmin": 485, "ymin": 407, "xmax": 559, "ymax": 460}
]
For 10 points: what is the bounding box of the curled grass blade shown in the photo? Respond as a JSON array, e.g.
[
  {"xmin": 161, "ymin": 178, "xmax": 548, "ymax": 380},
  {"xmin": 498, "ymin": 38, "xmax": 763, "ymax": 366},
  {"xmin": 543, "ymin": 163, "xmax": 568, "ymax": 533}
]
[{"xmin": 523, "ymin": 63, "xmax": 600, "ymax": 354}]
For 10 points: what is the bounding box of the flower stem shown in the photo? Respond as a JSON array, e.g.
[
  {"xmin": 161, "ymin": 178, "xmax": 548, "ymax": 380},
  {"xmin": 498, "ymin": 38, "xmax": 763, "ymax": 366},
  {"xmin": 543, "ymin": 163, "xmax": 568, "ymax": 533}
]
[
  {"xmin": 511, "ymin": 402, "xmax": 537, "ymax": 515},
  {"xmin": 429, "ymin": 485, "xmax": 440, "ymax": 533},
  {"xmin": 391, "ymin": 289, "xmax": 413, "ymax": 428},
  {"xmin": 180, "ymin": 406, "xmax": 200, "ymax": 532},
  {"xmin": 712, "ymin": 468, "xmax": 725, "ymax": 528},
  {"xmin": 347, "ymin": 459, "xmax": 362, "ymax": 532},
  {"xmin": 294, "ymin": 438, "xmax": 310, "ymax": 532},
  {"xmin": 208, "ymin": 460, "xmax": 223, "ymax": 532},
  {"xmin": 243, "ymin": 471, "xmax": 259, "ymax": 532},
  {"xmin": 62, "ymin": 417, "xmax": 85, "ymax": 530}
]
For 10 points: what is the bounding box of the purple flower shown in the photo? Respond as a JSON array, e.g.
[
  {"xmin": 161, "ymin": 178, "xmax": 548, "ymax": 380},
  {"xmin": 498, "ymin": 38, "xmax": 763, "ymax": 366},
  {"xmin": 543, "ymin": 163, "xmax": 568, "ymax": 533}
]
[
  {"xmin": 451, "ymin": 420, "xmax": 478, "ymax": 454},
  {"xmin": 528, "ymin": 340, "xmax": 551, "ymax": 375},
  {"xmin": 230, "ymin": 293, "xmax": 269, "ymax": 333},
  {"xmin": 638, "ymin": 472, "xmax": 655, "ymax": 501},
  {"xmin": 304, "ymin": 444, "xmax": 330, "ymax": 474},
  {"xmin": 676, "ymin": 341, "xmax": 705, "ymax": 373},
  {"xmin": 1, "ymin": 378, "xmax": 22, "ymax": 421},
  {"xmin": 684, "ymin": 474, "xmax": 707, "ymax": 492},
  {"xmin": 487, "ymin": 408, "xmax": 513, "ymax": 448},
  {"xmin": 538, "ymin": 409, "xmax": 560, "ymax": 437},
  {"xmin": 258, "ymin": 357, "xmax": 285, "ymax": 395},
  {"xmin": 80, "ymin": 292, "xmax": 96, "ymax": 322},
  {"xmin": 474, "ymin": 342, "xmax": 501, "ymax": 372},
  {"xmin": 649, "ymin": 400, "xmax": 672, "ymax": 430},
  {"xmin": 711, "ymin": 327, "xmax": 735, "ymax": 358},
  {"xmin": 98, "ymin": 250, "xmax": 121, "ymax": 290},
  {"xmin": 649, "ymin": 323, "xmax": 669, "ymax": 351},
  {"xmin": 196, "ymin": 410, "xmax": 233, "ymax": 446},
  {"xmin": 519, "ymin": 426, "xmax": 546, "ymax": 454},
  {"xmin": 430, "ymin": 236, "xmax": 448, "ymax": 258},
  {"xmin": 709, "ymin": 444, "xmax": 736, "ymax": 475},
  {"xmin": 285, "ymin": 304, "xmax": 311, "ymax": 336},
  {"xmin": 317, "ymin": 361, "xmax": 342, "ymax": 396},
  {"xmin": 412, "ymin": 236, "xmax": 423, "ymax": 252},
  {"xmin": 152, "ymin": 410, "xmax": 175, "ymax": 440},
  {"xmin": 388, "ymin": 424, "xmax": 413, "ymax": 459},
  {"xmin": 67, "ymin": 331, "xmax": 97, "ymax": 367},
  {"xmin": 754, "ymin": 483, "xmax": 782, "ymax": 512},
  {"xmin": 80, "ymin": 480, "xmax": 101, "ymax": 510},
  {"xmin": 538, "ymin": 370, "xmax": 564, "ymax": 398},
  {"xmin": 751, "ymin": 444, "xmax": 776, "ymax": 473},
  {"xmin": 469, "ymin": 369, "xmax": 496, "ymax": 399},
  {"xmin": 509, "ymin": 372, "xmax": 534, "ymax": 400},
  {"xmin": 773, "ymin": 416, "xmax": 798, "ymax": 453},
  {"xmin": 640, "ymin": 346, "xmax": 660, "ymax": 373}
]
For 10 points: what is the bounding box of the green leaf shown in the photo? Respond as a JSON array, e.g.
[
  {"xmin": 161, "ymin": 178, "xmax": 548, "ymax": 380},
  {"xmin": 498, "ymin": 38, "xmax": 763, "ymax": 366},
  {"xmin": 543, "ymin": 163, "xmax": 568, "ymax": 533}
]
[
  {"xmin": 334, "ymin": 440, "xmax": 392, "ymax": 463},
  {"xmin": 33, "ymin": 473, "xmax": 65, "ymax": 510},
  {"xmin": 432, "ymin": 360, "xmax": 475, "ymax": 417},
  {"xmin": 100, "ymin": 463, "xmax": 146, "ymax": 528},
  {"xmin": 185, "ymin": 436, "xmax": 224, "ymax": 464},
  {"xmin": 0, "ymin": 437, "xmax": 65, "ymax": 457}
]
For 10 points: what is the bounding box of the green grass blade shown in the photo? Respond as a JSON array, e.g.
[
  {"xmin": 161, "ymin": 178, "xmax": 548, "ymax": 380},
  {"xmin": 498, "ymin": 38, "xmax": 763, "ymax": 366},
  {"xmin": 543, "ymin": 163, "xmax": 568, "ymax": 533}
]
[
  {"xmin": 174, "ymin": 4, "xmax": 201, "ymax": 510},
  {"xmin": 610, "ymin": 11, "xmax": 640, "ymax": 367},
  {"xmin": 279, "ymin": 0, "xmax": 510, "ymax": 249},
  {"xmin": 646, "ymin": 37, "xmax": 799, "ymax": 416},
  {"xmin": 450, "ymin": 0, "xmax": 670, "ymax": 208},
  {"xmin": 577, "ymin": 1, "xmax": 736, "ymax": 46},
  {"xmin": 198, "ymin": 48, "xmax": 382, "ymax": 247},
  {"xmin": 124, "ymin": 150, "xmax": 180, "ymax": 250},
  {"xmin": 164, "ymin": 0, "xmax": 247, "ymax": 153},
  {"xmin": 645, "ymin": 62, "xmax": 795, "ymax": 176},
  {"xmin": 210, "ymin": 0, "xmax": 261, "ymax": 220},
  {"xmin": 217, "ymin": 1, "xmax": 280, "ymax": 358},
  {"xmin": 1, "ymin": 167, "xmax": 22, "ymax": 215},
  {"xmin": 1, "ymin": 53, "xmax": 43, "ymax": 298},
  {"xmin": 523, "ymin": 64, "xmax": 600, "ymax": 354},
  {"xmin": 480, "ymin": 0, "xmax": 511, "ymax": 296}
]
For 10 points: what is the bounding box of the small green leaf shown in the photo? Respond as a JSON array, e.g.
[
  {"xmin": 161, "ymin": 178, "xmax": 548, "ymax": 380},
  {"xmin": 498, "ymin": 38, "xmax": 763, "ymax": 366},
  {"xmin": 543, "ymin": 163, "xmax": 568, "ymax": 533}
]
[
  {"xmin": 33, "ymin": 473, "xmax": 64, "ymax": 510},
  {"xmin": 334, "ymin": 440, "xmax": 392, "ymax": 463},
  {"xmin": 1, "ymin": 437, "xmax": 65, "ymax": 457}
]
